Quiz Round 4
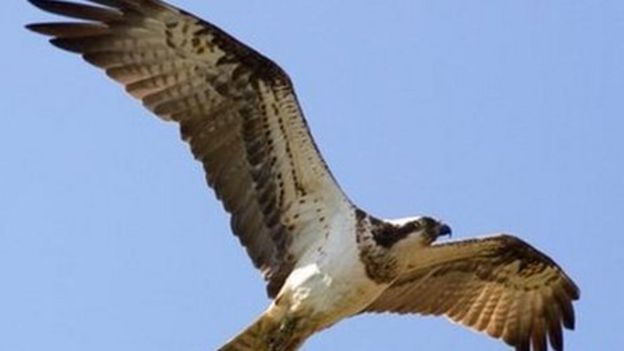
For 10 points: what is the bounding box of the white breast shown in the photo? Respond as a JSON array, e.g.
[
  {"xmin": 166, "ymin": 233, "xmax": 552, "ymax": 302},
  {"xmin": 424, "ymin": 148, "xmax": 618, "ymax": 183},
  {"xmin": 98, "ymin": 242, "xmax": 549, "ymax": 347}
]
[{"xmin": 278, "ymin": 213, "xmax": 388, "ymax": 329}]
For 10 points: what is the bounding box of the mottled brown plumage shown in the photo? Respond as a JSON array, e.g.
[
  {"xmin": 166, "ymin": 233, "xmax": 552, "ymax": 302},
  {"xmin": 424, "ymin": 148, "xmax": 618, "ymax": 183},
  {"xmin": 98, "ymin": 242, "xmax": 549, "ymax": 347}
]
[
  {"xmin": 365, "ymin": 235, "xmax": 579, "ymax": 351},
  {"xmin": 27, "ymin": 0, "xmax": 348, "ymax": 298},
  {"xmin": 27, "ymin": 1, "xmax": 579, "ymax": 350}
]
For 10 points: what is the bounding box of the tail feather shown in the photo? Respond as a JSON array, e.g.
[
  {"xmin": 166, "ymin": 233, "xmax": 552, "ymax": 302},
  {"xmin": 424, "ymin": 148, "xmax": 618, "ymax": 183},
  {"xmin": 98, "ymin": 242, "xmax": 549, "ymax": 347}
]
[{"xmin": 218, "ymin": 314, "xmax": 275, "ymax": 351}]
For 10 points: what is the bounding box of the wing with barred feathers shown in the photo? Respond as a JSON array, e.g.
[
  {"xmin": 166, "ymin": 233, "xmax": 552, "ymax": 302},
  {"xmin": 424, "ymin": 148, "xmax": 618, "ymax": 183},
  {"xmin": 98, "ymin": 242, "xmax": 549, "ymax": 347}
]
[
  {"xmin": 27, "ymin": 0, "xmax": 352, "ymax": 297},
  {"xmin": 364, "ymin": 235, "xmax": 580, "ymax": 351}
]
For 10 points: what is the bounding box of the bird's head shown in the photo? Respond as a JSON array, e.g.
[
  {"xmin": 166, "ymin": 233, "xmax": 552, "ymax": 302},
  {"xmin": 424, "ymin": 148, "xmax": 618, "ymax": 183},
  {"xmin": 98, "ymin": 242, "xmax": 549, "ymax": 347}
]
[{"xmin": 380, "ymin": 216, "xmax": 452, "ymax": 254}]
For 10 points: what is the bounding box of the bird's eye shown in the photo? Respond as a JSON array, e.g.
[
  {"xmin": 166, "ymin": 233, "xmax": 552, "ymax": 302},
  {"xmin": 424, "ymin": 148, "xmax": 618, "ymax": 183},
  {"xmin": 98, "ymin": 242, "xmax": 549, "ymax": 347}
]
[{"xmin": 410, "ymin": 220, "xmax": 422, "ymax": 231}]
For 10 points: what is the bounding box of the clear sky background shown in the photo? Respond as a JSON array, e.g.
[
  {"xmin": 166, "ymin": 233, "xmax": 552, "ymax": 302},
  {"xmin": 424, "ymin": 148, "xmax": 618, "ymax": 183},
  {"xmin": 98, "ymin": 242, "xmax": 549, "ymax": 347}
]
[{"xmin": 2, "ymin": 0, "xmax": 622, "ymax": 350}]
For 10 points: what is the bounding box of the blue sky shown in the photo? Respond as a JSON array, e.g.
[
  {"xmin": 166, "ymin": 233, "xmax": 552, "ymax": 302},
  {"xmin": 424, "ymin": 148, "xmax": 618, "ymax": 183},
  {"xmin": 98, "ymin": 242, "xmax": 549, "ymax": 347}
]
[{"xmin": 2, "ymin": 0, "xmax": 622, "ymax": 350}]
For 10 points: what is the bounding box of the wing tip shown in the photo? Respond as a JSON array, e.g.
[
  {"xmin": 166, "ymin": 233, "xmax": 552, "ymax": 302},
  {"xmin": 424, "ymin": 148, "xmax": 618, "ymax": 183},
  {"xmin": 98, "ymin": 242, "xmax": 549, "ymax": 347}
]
[
  {"xmin": 569, "ymin": 281, "xmax": 581, "ymax": 301},
  {"xmin": 26, "ymin": 22, "xmax": 109, "ymax": 38},
  {"xmin": 49, "ymin": 37, "xmax": 83, "ymax": 53},
  {"xmin": 27, "ymin": 0, "xmax": 49, "ymax": 10},
  {"xmin": 24, "ymin": 23, "xmax": 43, "ymax": 34},
  {"xmin": 27, "ymin": 0, "xmax": 122, "ymax": 22}
]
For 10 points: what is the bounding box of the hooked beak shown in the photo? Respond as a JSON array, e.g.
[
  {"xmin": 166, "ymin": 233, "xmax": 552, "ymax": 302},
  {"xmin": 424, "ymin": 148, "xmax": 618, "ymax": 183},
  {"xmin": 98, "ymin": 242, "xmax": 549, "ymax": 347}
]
[{"xmin": 438, "ymin": 223, "xmax": 453, "ymax": 238}]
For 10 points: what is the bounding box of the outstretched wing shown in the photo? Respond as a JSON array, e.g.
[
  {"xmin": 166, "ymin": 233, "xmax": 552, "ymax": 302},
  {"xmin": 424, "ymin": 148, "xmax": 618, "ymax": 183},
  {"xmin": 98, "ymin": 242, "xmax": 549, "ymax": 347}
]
[
  {"xmin": 27, "ymin": 0, "xmax": 352, "ymax": 297},
  {"xmin": 364, "ymin": 235, "xmax": 579, "ymax": 351}
]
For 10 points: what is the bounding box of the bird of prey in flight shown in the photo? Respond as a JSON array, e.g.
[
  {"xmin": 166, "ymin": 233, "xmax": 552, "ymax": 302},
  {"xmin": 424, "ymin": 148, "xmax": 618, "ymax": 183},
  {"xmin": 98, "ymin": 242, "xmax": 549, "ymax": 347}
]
[{"xmin": 27, "ymin": 1, "xmax": 579, "ymax": 350}]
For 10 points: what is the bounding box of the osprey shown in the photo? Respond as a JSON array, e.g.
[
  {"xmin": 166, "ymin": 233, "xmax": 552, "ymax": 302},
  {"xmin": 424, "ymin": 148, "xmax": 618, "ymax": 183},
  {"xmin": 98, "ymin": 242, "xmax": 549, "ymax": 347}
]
[{"xmin": 27, "ymin": 1, "xmax": 579, "ymax": 350}]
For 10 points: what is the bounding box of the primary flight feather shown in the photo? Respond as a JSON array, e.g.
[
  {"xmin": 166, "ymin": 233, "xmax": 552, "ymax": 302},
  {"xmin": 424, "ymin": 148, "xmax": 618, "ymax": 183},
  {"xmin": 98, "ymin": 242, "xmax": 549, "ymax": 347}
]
[{"xmin": 27, "ymin": 1, "xmax": 579, "ymax": 350}]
